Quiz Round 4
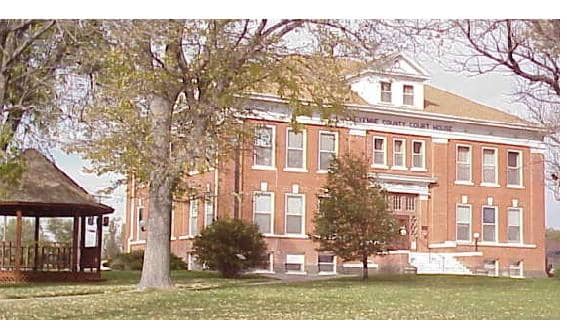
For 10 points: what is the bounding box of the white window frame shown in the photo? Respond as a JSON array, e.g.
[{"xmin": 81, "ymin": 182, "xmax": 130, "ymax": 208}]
[
  {"xmin": 403, "ymin": 84, "xmax": 414, "ymax": 106},
  {"xmin": 252, "ymin": 252, "xmax": 274, "ymax": 274},
  {"xmin": 411, "ymin": 140, "xmax": 426, "ymax": 171},
  {"xmin": 455, "ymin": 144, "xmax": 473, "ymax": 185},
  {"xmin": 253, "ymin": 125, "xmax": 276, "ymax": 170},
  {"xmin": 481, "ymin": 147, "xmax": 499, "ymax": 187},
  {"xmin": 284, "ymin": 193, "xmax": 306, "ymax": 236},
  {"xmin": 188, "ymin": 199, "xmax": 199, "ymax": 237},
  {"xmin": 456, "ymin": 203, "xmax": 472, "ymax": 242},
  {"xmin": 392, "ymin": 194, "xmax": 403, "ymax": 211},
  {"xmin": 204, "ymin": 198, "xmax": 214, "ymax": 228},
  {"xmin": 318, "ymin": 130, "xmax": 339, "ymax": 173},
  {"xmin": 507, "ymin": 207, "xmax": 523, "ymax": 244},
  {"xmin": 136, "ymin": 206, "xmax": 144, "ymax": 241},
  {"xmin": 392, "ymin": 139, "xmax": 407, "ymax": 170},
  {"xmin": 317, "ymin": 254, "xmax": 337, "ymax": 275},
  {"xmin": 507, "ymin": 150, "xmax": 523, "ymax": 188},
  {"xmin": 509, "ymin": 260, "xmax": 524, "ymax": 278},
  {"xmin": 253, "ymin": 191, "xmax": 274, "ymax": 235},
  {"xmin": 380, "ymin": 81, "xmax": 392, "ymax": 103},
  {"xmin": 284, "ymin": 128, "xmax": 307, "ymax": 172},
  {"xmin": 371, "ymin": 136, "xmax": 388, "ymax": 168},
  {"xmin": 481, "ymin": 205, "xmax": 498, "ymax": 243},
  {"xmin": 285, "ymin": 253, "xmax": 306, "ymax": 274}
]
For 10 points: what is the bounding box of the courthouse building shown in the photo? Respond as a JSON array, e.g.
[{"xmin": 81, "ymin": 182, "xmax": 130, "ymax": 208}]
[{"xmin": 123, "ymin": 53, "xmax": 547, "ymax": 277}]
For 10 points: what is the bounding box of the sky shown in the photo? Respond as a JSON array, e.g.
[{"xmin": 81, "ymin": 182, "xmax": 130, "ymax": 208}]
[{"xmin": 50, "ymin": 56, "xmax": 560, "ymax": 229}]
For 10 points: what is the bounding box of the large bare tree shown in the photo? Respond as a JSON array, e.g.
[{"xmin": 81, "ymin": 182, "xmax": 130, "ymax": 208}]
[
  {"xmin": 384, "ymin": 19, "xmax": 560, "ymax": 198},
  {"xmin": 71, "ymin": 19, "xmax": 392, "ymax": 289}
]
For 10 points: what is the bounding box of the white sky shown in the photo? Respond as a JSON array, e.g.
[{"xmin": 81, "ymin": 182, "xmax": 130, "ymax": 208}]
[{"xmin": 50, "ymin": 55, "xmax": 560, "ymax": 229}]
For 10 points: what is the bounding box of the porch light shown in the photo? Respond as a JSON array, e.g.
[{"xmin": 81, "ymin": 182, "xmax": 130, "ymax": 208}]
[
  {"xmin": 473, "ymin": 232, "xmax": 480, "ymax": 251},
  {"xmin": 399, "ymin": 226, "xmax": 407, "ymax": 236}
]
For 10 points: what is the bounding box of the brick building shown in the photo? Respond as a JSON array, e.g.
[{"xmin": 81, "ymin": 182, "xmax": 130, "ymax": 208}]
[{"xmin": 123, "ymin": 53, "xmax": 547, "ymax": 278}]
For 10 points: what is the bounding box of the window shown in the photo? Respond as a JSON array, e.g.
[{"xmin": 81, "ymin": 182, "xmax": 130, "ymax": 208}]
[
  {"xmin": 507, "ymin": 208, "xmax": 522, "ymax": 243},
  {"xmin": 137, "ymin": 207, "xmax": 145, "ymax": 240},
  {"xmin": 482, "ymin": 148, "xmax": 498, "ymax": 184},
  {"xmin": 286, "ymin": 129, "xmax": 305, "ymax": 170},
  {"xmin": 507, "ymin": 151, "xmax": 522, "ymax": 186},
  {"xmin": 509, "ymin": 261, "xmax": 523, "ymax": 278},
  {"xmin": 393, "ymin": 139, "xmax": 406, "ymax": 168},
  {"xmin": 204, "ymin": 199, "xmax": 214, "ymax": 227},
  {"xmin": 253, "ymin": 253, "xmax": 274, "ymax": 273},
  {"xmin": 482, "ymin": 206, "xmax": 497, "ymax": 242},
  {"xmin": 456, "ymin": 145, "xmax": 472, "ymax": 182},
  {"xmin": 189, "ymin": 200, "xmax": 199, "ymax": 236},
  {"xmin": 456, "ymin": 204, "xmax": 472, "ymax": 241},
  {"xmin": 253, "ymin": 192, "xmax": 273, "ymax": 234},
  {"xmin": 412, "ymin": 140, "xmax": 425, "ymax": 169},
  {"xmin": 392, "ymin": 195, "xmax": 402, "ymax": 211},
  {"xmin": 285, "ymin": 254, "xmax": 305, "ymax": 273},
  {"xmin": 285, "ymin": 194, "xmax": 305, "ymax": 235},
  {"xmin": 318, "ymin": 254, "xmax": 336, "ymax": 274},
  {"xmin": 484, "ymin": 260, "xmax": 499, "ymax": 276},
  {"xmin": 380, "ymin": 82, "xmax": 392, "ymax": 103},
  {"xmin": 254, "ymin": 125, "xmax": 275, "ymax": 167},
  {"xmin": 319, "ymin": 131, "xmax": 338, "ymax": 171},
  {"xmin": 373, "ymin": 137, "xmax": 386, "ymax": 166},
  {"xmin": 405, "ymin": 195, "xmax": 416, "ymax": 211},
  {"xmin": 403, "ymin": 85, "xmax": 414, "ymax": 106},
  {"xmin": 171, "ymin": 207, "xmax": 176, "ymax": 237}
]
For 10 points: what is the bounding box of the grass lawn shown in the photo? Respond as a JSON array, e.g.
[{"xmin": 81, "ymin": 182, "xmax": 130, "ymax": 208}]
[{"xmin": 0, "ymin": 271, "xmax": 559, "ymax": 320}]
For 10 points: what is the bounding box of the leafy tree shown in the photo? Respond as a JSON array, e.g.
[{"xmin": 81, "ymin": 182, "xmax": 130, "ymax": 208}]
[
  {"xmin": 45, "ymin": 218, "xmax": 73, "ymax": 244},
  {"xmin": 69, "ymin": 19, "xmax": 393, "ymax": 289},
  {"xmin": 0, "ymin": 20, "xmax": 83, "ymax": 181},
  {"xmin": 0, "ymin": 217, "xmax": 47, "ymax": 244},
  {"xmin": 103, "ymin": 218, "xmax": 121, "ymax": 260},
  {"xmin": 313, "ymin": 154, "xmax": 399, "ymax": 280},
  {"xmin": 193, "ymin": 219, "xmax": 267, "ymax": 278}
]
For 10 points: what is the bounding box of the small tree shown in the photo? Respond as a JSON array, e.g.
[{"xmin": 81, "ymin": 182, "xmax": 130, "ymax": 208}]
[
  {"xmin": 314, "ymin": 154, "xmax": 399, "ymax": 280},
  {"xmin": 193, "ymin": 219, "xmax": 267, "ymax": 278}
]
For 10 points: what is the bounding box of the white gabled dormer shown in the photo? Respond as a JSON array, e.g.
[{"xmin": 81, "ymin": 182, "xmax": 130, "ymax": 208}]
[{"xmin": 349, "ymin": 53, "xmax": 430, "ymax": 110}]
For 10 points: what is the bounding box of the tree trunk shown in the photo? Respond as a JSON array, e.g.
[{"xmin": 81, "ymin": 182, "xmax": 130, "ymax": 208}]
[
  {"xmin": 138, "ymin": 94, "xmax": 175, "ymax": 289},
  {"xmin": 362, "ymin": 255, "xmax": 369, "ymax": 281}
]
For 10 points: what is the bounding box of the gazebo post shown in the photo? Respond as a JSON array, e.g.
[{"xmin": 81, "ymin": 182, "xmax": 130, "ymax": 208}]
[
  {"xmin": 79, "ymin": 216, "xmax": 86, "ymax": 272},
  {"xmin": 72, "ymin": 216, "xmax": 80, "ymax": 272},
  {"xmin": 33, "ymin": 216, "xmax": 40, "ymax": 271},
  {"xmin": 96, "ymin": 215, "xmax": 103, "ymax": 272},
  {"xmin": 14, "ymin": 210, "xmax": 22, "ymax": 271}
]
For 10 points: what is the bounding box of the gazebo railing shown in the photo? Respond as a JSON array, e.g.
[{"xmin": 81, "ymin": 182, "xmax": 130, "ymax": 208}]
[{"xmin": 0, "ymin": 241, "xmax": 74, "ymax": 271}]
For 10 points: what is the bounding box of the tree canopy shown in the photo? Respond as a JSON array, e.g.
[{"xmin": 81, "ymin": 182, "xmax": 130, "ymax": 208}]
[{"xmin": 313, "ymin": 154, "xmax": 399, "ymax": 280}]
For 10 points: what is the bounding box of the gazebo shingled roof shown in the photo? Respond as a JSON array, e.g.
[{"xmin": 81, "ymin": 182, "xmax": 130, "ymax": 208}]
[{"xmin": 0, "ymin": 149, "xmax": 114, "ymax": 217}]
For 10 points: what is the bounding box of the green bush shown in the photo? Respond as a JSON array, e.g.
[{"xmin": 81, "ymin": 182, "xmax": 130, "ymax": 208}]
[
  {"xmin": 193, "ymin": 219, "xmax": 267, "ymax": 278},
  {"xmin": 109, "ymin": 250, "xmax": 186, "ymax": 271}
]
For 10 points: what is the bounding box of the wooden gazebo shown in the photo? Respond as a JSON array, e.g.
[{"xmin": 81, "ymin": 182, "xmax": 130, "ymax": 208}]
[{"xmin": 0, "ymin": 149, "xmax": 114, "ymax": 283}]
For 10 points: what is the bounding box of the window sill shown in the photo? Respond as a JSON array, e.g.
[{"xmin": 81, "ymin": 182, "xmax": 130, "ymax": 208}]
[
  {"xmin": 252, "ymin": 165, "xmax": 277, "ymax": 171},
  {"xmin": 391, "ymin": 166, "xmax": 408, "ymax": 171},
  {"xmin": 130, "ymin": 240, "xmax": 146, "ymax": 245},
  {"xmin": 318, "ymin": 271, "xmax": 337, "ymax": 276},
  {"xmin": 507, "ymin": 185, "xmax": 525, "ymax": 189},
  {"xmin": 283, "ymin": 168, "xmax": 308, "ymax": 173},
  {"xmin": 316, "ymin": 170, "xmax": 329, "ymax": 174},
  {"xmin": 264, "ymin": 234, "xmax": 310, "ymax": 239},
  {"xmin": 371, "ymin": 164, "xmax": 389, "ymax": 169},
  {"xmin": 170, "ymin": 237, "xmax": 177, "ymax": 241},
  {"xmin": 480, "ymin": 182, "xmax": 500, "ymax": 188},
  {"xmin": 454, "ymin": 181, "xmax": 474, "ymax": 186},
  {"xmin": 178, "ymin": 235, "xmax": 192, "ymax": 240},
  {"xmin": 410, "ymin": 167, "xmax": 427, "ymax": 172},
  {"xmin": 285, "ymin": 271, "xmax": 307, "ymax": 275}
]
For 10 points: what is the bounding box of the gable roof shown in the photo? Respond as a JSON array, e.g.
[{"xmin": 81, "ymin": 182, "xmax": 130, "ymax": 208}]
[
  {"xmin": 421, "ymin": 85, "xmax": 528, "ymax": 124},
  {"xmin": 246, "ymin": 54, "xmax": 530, "ymax": 126},
  {"xmin": 0, "ymin": 149, "xmax": 114, "ymax": 217}
]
